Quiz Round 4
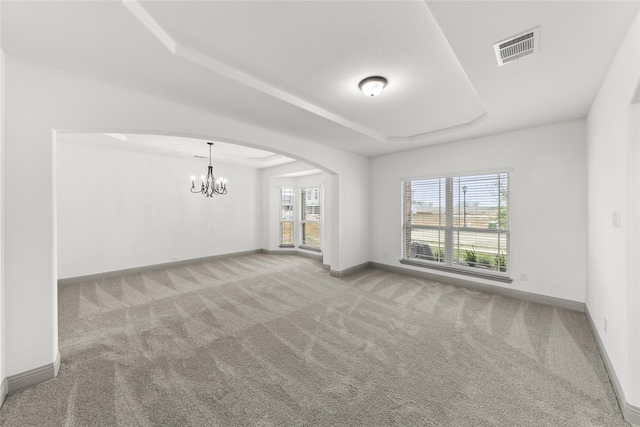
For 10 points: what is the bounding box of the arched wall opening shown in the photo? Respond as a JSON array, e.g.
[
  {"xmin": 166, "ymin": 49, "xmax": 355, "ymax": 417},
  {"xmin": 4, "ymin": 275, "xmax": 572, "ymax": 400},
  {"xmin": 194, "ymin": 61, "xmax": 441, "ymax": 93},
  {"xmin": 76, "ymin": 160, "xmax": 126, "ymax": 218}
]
[
  {"xmin": 2, "ymin": 55, "xmax": 370, "ymax": 390},
  {"xmin": 55, "ymin": 131, "xmax": 336, "ymax": 280}
]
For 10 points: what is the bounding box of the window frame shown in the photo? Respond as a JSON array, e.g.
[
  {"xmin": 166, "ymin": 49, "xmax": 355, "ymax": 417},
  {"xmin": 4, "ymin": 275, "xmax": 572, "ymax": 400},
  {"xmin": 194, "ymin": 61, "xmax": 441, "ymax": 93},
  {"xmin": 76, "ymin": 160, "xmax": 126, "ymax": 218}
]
[
  {"xmin": 300, "ymin": 187, "xmax": 321, "ymax": 252},
  {"xmin": 400, "ymin": 172, "xmax": 512, "ymax": 283},
  {"xmin": 279, "ymin": 187, "xmax": 295, "ymax": 248}
]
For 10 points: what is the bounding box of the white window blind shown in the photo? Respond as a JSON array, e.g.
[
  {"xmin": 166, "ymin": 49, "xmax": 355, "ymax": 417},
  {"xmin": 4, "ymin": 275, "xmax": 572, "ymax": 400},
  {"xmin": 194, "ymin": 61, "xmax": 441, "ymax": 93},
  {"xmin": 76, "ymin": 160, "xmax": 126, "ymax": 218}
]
[
  {"xmin": 279, "ymin": 188, "xmax": 294, "ymax": 247},
  {"xmin": 402, "ymin": 172, "xmax": 510, "ymax": 280}
]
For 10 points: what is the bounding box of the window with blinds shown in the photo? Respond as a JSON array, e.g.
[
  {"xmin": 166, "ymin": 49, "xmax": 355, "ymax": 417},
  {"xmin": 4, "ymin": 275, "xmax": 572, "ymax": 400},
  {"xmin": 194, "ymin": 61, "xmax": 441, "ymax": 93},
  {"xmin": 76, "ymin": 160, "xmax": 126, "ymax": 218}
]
[
  {"xmin": 301, "ymin": 187, "xmax": 321, "ymax": 250},
  {"xmin": 279, "ymin": 188, "xmax": 294, "ymax": 247},
  {"xmin": 402, "ymin": 172, "xmax": 510, "ymax": 281}
]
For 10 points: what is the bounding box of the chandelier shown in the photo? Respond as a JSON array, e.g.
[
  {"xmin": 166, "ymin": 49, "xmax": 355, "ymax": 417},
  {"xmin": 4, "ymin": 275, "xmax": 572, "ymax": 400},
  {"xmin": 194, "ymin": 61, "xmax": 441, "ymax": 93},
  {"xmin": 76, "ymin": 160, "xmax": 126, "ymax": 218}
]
[{"xmin": 190, "ymin": 142, "xmax": 228, "ymax": 197}]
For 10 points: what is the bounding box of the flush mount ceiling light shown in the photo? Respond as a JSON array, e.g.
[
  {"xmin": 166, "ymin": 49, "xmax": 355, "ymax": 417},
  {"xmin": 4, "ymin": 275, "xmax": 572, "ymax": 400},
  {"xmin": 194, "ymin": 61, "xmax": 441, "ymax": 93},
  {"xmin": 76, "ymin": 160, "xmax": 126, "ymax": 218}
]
[
  {"xmin": 190, "ymin": 142, "xmax": 228, "ymax": 197},
  {"xmin": 358, "ymin": 76, "xmax": 387, "ymax": 97}
]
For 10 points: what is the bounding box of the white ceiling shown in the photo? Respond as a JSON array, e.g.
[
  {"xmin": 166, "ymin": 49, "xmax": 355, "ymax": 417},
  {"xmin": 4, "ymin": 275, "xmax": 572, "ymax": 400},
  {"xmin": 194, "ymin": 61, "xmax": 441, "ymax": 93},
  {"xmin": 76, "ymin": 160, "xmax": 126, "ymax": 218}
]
[
  {"xmin": 57, "ymin": 133, "xmax": 296, "ymax": 169},
  {"xmin": 2, "ymin": 1, "xmax": 638, "ymax": 159}
]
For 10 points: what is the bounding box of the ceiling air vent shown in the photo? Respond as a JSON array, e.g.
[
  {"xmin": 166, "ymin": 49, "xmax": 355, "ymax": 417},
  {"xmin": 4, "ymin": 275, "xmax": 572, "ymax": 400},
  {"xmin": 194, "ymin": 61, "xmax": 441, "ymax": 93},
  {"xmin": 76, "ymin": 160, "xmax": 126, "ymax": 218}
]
[{"xmin": 493, "ymin": 27, "xmax": 539, "ymax": 66}]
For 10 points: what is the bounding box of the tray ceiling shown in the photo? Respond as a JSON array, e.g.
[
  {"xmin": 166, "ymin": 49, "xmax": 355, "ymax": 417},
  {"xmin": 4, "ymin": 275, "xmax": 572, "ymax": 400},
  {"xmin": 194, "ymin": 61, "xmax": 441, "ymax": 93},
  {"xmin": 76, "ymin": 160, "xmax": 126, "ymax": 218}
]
[{"xmin": 2, "ymin": 1, "xmax": 638, "ymax": 157}]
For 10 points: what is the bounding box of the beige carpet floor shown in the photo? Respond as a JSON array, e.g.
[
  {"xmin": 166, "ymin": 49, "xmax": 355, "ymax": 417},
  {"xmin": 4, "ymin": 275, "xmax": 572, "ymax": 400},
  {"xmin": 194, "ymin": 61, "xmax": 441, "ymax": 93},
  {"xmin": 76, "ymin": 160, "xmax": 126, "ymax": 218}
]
[{"xmin": 0, "ymin": 254, "xmax": 627, "ymax": 426}]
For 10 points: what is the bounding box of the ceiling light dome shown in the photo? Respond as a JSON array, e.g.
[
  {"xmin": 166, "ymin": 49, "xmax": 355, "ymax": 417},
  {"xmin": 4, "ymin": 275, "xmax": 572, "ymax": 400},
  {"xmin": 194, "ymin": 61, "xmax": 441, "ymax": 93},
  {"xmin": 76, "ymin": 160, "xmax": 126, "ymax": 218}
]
[{"xmin": 359, "ymin": 76, "xmax": 388, "ymax": 97}]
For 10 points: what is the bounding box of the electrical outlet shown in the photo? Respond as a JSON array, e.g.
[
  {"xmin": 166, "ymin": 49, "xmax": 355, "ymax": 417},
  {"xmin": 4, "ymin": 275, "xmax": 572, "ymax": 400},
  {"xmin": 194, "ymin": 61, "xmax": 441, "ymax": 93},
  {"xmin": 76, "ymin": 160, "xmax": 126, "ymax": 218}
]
[
  {"xmin": 383, "ymin": 252, "xmax": 387, "ymax": 258},
  {"xmin": 519, "ymin": 273, "xmax": 528, "ymax": 281},
  {"xmin": 613, "ymin": 211, "xmax": 621, "ymax": 228},
  {"xmin": 604, "ymin": 318, "xmax": 608, "ymax": 333},
  {"xmin": 171, "ymin": 257, "xmax": 179, "ymax": 262}
]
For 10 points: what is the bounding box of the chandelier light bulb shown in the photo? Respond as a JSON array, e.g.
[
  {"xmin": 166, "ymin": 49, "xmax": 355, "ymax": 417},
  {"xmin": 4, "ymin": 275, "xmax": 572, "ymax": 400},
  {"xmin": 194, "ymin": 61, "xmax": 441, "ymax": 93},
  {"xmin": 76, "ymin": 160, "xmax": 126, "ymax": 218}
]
[{"xmin": 359, "ymin": 76, "xmax": 388, "ymax": 97}]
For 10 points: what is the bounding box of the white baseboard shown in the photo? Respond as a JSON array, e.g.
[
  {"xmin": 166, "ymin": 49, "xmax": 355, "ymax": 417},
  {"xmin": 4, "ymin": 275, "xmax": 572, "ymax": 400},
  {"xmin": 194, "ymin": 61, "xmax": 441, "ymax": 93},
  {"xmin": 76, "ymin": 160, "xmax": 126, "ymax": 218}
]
[
  {"xmin": 54, "ymin": 351, "xmax": 61, "ymax": 377},
  {"xmin": 330, "ymin": 262, "xmax": 370, "ymax": 277},
  {"xmin": 58, "ymin": 250, "xmax": 263, "ymax": 285},
  {"xmin": 262, "ymin": 249, "xmax": 322, "ymax": 261},
  {"xmin": 7, "ymin": 352, "xmax": 61, "ymax": 393},
  {"xmin": 58, "ymin": 249, "xmax": 324, "ymax": 287},
  {"xmin": 585, "ymin": 307, "xmax": 640, "ymax": 426},
  {"xmin": 0, "ymin": 377, "xmax": 7, "ymax": 408},
  {"xmin": 370, "ymin": 262, "xmax": 585, "ymax": 312}
]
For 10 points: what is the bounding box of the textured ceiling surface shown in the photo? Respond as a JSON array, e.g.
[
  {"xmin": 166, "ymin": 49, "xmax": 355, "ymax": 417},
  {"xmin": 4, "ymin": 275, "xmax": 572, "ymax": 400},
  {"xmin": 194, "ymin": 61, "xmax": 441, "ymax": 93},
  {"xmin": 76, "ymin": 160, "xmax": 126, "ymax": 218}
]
[{"xmin": 2, "ymin": 1, "xmax": 638, "ymax": 159}]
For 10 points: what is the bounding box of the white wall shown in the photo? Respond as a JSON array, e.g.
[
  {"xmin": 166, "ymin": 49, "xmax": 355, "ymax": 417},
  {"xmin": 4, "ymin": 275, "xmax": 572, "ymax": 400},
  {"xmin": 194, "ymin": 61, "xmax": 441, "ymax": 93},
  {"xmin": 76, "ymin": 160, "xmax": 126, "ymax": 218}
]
[
  {"xmin": 2, "ymin": 54, "xmax": 369, "ymax": 378},
  {"xmin": 370, "ymin": 119, "xmax": 587, "ymax": 303},
  {"xmin": 0, "ymin": 44, "xmax": 5, "ymax": 394},
  {"xmin": 321, "ymin": 171, "xmax": 332, "ymax": 268},
  {"xmin": 57, "ymin": 142, "xmax": 261, "ymax": 279},
  {"xmin": 628, "ymin": 102, "xmax": 640, "ymax": 408},
  {"xmin": 586, "ymin": 11, "xmax": 640, "ymax": 407}
]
